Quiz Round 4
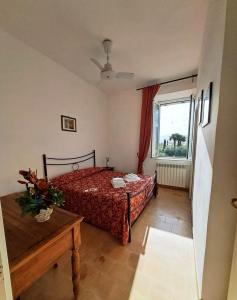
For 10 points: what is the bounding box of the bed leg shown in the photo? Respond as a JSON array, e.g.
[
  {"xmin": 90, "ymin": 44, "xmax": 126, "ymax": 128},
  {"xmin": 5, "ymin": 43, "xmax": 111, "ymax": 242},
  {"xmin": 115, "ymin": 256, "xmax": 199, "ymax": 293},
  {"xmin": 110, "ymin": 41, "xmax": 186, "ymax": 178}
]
[
  {"xmin": 93, "ymin": 149, "xmax": 96, "ymax": 167},
  {"xmin": 42, "ymin": 154, "xmax": 48, "ymax": 182},
  {"xmin": 154, "ymin": 170, "xmax": 158, "ymax": 198},
  {"xmin": 127, "ymin": 192, "xmax": 132, "ymax": 243}
]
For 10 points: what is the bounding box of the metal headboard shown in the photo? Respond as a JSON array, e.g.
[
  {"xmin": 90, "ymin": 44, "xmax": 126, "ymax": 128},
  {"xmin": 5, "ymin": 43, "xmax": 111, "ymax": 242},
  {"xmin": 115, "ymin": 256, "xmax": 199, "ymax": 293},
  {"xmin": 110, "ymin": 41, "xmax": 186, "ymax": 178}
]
[{"xmin": 42, "ymin": 150, "xmax": 96, "ymax": 181}]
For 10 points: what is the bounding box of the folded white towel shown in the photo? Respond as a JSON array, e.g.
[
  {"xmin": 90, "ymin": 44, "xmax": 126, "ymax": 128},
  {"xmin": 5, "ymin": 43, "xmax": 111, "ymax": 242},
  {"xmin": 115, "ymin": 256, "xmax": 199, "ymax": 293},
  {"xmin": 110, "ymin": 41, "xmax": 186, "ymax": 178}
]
[
  {"xmin": 125, "ymin": 173, "xmax": 140, "ymax": 179},
  {"xmin": 112, "ymin": 177, "xmax": 125, "ymax": 182},
  {"xmin": 124, "ymin": 173, "xmax": 141, "ymax": 182},
  {"xmin": 111, "ymin": 177, "xmax": 126, "ymax": 188}
]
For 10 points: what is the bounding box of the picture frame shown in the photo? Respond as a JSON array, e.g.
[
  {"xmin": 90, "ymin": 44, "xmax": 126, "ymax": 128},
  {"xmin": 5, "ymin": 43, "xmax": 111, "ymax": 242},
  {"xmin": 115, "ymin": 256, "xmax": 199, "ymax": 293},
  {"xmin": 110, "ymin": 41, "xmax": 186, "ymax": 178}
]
[
  {"xmin": 202, "ymin": 82, "xmax": 213, "ymax": 127},
  {"xmin": 198, "ymin": 90, "xmax": 204, "ymax": 125},
  {"xmin": 61, "ymin": 115, "xmax": 77, "ymax": 132}
]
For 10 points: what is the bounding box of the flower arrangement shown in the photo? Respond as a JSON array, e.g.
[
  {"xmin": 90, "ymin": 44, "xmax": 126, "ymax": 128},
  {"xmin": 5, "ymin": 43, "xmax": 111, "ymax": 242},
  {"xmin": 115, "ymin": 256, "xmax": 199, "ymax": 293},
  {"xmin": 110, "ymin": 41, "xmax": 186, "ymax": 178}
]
[{"xmin": 16, "ymin": 169, "xmax": 64, "ymax": 221}]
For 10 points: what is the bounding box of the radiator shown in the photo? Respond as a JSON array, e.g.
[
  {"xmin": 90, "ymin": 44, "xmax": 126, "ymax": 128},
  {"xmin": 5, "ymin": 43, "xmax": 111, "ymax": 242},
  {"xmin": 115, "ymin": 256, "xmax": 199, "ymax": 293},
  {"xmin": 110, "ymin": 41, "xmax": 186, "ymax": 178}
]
[{"xmin": 157, "ymin": 162, "xmax": 190, "ymax": 188}]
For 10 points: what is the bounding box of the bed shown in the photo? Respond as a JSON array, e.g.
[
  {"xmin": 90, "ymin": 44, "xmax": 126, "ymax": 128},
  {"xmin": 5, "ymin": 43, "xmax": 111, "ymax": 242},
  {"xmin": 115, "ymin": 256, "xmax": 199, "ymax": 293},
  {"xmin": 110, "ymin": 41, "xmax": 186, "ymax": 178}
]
[{"xmin": 43, "ymin": 150, "xmax": 158, "ymax": 245}]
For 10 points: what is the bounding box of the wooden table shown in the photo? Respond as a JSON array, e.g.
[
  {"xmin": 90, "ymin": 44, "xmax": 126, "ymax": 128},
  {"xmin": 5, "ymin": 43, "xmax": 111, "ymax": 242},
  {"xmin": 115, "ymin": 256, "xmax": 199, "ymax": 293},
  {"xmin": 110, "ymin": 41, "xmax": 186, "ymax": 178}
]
[{"xmin": 0, "ymin": 193, "xmax": 83, "ymax": 300}]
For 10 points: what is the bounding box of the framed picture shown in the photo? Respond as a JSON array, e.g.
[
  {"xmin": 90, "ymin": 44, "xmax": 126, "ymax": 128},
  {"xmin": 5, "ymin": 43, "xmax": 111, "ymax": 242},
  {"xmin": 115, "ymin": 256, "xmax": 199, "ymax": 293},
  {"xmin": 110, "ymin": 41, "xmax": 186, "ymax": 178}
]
[
  {"xmin": 202, "ymin": 82, "xmax": 213, "ymax": 127},
  {"xmin": 198, "ymin": 90, "xmax": 204, "ymax": 125},
  {"xmin": 61, "ymin": 115, "xmax": 77, "ymax": 132}
]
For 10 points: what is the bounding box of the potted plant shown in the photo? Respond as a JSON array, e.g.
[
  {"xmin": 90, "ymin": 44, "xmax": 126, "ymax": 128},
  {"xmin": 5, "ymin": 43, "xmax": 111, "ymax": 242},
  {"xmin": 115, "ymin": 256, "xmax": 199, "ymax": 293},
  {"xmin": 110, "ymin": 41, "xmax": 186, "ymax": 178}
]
[{"xmin": 16, "ymin": 169, "xmax": 64, "ymax": 222}]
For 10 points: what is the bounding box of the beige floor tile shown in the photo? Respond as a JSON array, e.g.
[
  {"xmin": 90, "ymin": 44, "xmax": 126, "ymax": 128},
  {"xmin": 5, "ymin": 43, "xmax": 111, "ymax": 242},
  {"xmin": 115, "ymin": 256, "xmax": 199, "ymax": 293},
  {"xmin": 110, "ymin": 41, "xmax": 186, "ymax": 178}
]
[{"xmin": 20, "ymin": 188, "xmax": 196, "ymax": 300}]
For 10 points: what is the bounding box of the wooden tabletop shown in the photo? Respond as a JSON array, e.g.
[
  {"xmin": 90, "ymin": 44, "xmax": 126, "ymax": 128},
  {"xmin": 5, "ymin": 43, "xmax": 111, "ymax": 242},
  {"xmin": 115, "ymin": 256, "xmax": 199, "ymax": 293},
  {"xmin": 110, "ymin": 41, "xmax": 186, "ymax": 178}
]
[{"xmin": 0, "ymin": 193, "xmax": 83, "ymax": 264}]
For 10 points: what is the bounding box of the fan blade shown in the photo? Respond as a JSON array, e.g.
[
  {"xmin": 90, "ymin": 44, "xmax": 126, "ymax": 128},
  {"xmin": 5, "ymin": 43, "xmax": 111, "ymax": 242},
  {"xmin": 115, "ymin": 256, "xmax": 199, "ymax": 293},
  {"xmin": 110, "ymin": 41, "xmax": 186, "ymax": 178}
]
[
  {"xmin": 90, "ymin": 58, "xmax": 104, "ymax": 71},
  {"xmin": 116, "ymin": 72, "xmax": 135, "ymax": 79}
]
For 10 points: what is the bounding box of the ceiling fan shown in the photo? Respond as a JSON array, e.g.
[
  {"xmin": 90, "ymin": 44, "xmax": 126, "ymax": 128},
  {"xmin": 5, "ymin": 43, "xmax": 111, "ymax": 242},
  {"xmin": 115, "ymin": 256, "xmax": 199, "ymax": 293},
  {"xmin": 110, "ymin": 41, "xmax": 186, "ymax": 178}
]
[{"xmin": 91, "ymin": 39, "xmax": 135, "ymax": 80}]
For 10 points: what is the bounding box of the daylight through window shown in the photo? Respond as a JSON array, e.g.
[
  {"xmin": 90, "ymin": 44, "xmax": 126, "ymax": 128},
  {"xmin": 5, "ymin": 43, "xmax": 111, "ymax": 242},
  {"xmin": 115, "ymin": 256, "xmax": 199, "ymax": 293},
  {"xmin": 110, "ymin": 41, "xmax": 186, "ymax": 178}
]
[{"xmin": 152, "ymin": 99, "xmax": 191, "ymax": 159}]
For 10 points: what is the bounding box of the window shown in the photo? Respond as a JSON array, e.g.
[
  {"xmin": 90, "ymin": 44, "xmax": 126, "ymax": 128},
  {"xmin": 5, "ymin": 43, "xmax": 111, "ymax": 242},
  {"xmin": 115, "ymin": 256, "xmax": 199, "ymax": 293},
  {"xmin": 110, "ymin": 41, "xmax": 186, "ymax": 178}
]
[{"xmin": 152, "ymin": 98, "xmax": 192, "ymax": 159}]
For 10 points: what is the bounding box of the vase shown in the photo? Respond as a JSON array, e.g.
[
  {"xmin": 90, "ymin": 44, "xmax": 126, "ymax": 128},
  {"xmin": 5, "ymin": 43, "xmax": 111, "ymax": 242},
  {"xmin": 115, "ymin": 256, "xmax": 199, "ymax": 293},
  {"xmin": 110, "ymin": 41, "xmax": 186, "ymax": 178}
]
[{"xmin": 35, "ymin": 207, "xmax": 53, "ymax": 222}]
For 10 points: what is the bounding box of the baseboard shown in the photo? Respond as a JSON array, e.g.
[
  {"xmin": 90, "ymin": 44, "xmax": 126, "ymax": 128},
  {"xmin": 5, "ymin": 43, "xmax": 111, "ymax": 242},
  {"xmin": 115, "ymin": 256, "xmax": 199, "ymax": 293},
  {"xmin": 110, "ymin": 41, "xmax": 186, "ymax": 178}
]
[{"xmin": 158, "ymin": 184, "xmax": 189, "ymax": 192}]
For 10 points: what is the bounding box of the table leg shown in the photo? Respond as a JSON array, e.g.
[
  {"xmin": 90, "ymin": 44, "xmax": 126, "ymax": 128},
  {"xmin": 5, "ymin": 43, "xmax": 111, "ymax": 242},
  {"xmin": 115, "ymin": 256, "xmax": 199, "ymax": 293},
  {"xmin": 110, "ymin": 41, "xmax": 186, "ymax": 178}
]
[
  {"xmin": 71, "ymin": 226, "xmax": 80, "ymax": 299},
  {"xmin": 71, "ymin": 249, "xmax": 80, "ymax": 299}
]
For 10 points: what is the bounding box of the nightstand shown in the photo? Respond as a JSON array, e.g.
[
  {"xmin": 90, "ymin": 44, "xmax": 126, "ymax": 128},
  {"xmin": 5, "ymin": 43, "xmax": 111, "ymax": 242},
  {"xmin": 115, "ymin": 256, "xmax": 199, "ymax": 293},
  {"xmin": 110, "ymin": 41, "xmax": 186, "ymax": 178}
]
[{"xmin": 103, "ymin": 166, "xmax": 114, "ymax": 171}]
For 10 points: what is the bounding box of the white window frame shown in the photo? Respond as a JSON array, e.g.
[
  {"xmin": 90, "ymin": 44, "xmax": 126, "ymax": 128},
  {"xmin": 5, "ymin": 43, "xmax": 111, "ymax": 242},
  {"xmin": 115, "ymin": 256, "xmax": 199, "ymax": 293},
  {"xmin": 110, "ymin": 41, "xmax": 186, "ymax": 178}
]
[{"xmin": 151, "ymin": 96, "xmax": 193, "ymax": 160}]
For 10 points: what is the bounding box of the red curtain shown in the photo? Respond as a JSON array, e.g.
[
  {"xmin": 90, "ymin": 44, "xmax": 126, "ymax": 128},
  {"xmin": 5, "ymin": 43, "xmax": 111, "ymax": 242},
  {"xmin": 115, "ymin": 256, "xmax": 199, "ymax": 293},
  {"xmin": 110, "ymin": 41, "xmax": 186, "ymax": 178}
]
[{"xmin": 137, "ymin": 84, "xmax": 160, "ymax": 174}]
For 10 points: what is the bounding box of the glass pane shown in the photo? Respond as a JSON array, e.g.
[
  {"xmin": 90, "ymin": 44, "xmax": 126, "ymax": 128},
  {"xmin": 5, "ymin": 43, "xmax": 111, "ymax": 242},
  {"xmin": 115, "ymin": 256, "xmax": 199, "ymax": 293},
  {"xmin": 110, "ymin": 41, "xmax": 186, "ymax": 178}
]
[
  {"xmin": 152, "ymin": 103, "xmax": 159, "ymax": 157},
  {"xmin": 158, "ymin": 101, "xmax": 190, "ymax": 158}
]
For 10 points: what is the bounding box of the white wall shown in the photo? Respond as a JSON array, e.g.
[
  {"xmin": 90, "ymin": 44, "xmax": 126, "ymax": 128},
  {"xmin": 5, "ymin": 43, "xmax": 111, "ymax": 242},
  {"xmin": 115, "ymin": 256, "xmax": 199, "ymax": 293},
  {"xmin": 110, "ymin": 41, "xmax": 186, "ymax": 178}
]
[
  {"xmin": 108, "ymin": 89, "xmax": 141, "ymax": 173},
  {"xmin": 0, "ymin": 203, "xmax": 12, "ymax": 300},
  {"xmin": 225, "ymin": 2, "xmax": 237, "ymax": 299},
  {"xmin": 0, "ymin": 30, "xmax": 109, "ymax": 196},
  {"xmin": 192, "ymin": 0, "xmax": 226, "ymax": 295},
  {"xmin": 108, "ymin": 78, "xmax": 197, "ymax": 174},
  {"xmin": 193, "ymin": 0, "xmax": 237, "ymax": 299}
]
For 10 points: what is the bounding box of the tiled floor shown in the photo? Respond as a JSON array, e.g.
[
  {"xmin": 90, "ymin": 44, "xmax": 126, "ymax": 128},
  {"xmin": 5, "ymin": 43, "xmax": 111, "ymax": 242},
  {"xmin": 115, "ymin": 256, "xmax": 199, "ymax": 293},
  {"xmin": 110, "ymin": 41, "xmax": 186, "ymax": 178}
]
[
  {"xmin": 21, "ymin": 188, "xmax": 197, "ymax": 300},
  {"xmin": 129, "ymin": 228, "xmax": 197, "ymax": 300}
]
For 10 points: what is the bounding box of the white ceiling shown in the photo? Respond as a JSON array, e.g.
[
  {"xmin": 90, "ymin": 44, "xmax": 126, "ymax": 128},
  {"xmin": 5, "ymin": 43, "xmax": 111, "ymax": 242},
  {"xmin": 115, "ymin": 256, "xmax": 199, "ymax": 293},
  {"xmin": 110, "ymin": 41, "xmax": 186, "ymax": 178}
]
[{"xmin": 0, "ymin": 0, "xmax": 208, "ymax": 94}]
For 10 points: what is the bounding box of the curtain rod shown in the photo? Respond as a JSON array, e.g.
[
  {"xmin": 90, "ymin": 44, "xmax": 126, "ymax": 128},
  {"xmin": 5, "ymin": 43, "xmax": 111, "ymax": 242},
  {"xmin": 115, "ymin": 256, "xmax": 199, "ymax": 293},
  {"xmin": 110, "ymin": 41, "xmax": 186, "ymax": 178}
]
[{"xmin": 136, "ymin": 74, "xmax": 198, "ymax": 91}]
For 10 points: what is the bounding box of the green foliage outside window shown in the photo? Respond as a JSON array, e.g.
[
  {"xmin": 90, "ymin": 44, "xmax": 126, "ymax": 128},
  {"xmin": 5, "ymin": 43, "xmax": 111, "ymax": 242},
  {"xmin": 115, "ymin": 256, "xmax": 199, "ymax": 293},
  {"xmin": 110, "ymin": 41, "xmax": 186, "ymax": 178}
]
[{"xmin": 159, "ymin": 133, "xmax": 187, "ymax": 158}]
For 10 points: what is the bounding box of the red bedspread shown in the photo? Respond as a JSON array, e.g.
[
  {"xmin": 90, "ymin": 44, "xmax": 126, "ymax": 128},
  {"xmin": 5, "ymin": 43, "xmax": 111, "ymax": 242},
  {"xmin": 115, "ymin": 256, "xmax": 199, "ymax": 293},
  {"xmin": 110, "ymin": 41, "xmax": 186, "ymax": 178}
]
[{"xmin": 51, "ymin": 167, "xmax": 154, "ymax": 244}]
